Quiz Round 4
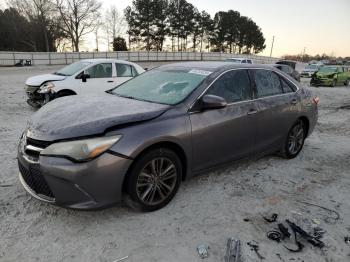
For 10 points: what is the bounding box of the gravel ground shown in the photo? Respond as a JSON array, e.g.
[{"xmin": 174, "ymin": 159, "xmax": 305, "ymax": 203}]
[{"xmin": 1, "ymin": 65, "xmax": 350, "ymax": 262}]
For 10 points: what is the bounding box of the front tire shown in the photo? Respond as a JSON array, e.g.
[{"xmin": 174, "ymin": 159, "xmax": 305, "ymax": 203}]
[
  {"xmin": 332, "ymin": 79, "xmax": 337, "ymax": 87},
  {"xmin": 281, "ymin": 120, "xmax": 306, "ymax": 159},
  {"xmin": 126, "ymin": 148, "xmax": 182, "ymax": 212}
]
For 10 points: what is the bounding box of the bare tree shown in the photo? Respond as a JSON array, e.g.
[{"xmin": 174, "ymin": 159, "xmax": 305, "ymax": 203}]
[
  {"xmin": 55, "ymin": 0, "xmax": 101, "ymax": 51},
  {"xmin": 104, "ymin": 6, "xmax": 126, "ymax": 51}
]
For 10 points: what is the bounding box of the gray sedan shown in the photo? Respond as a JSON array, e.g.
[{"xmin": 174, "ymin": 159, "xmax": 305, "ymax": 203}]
[{"xmin": 17, "ymin": 62, "xmax": 318, "ymax": 211}]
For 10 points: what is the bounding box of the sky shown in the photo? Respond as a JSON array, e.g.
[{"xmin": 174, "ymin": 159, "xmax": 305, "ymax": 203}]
[{"xmin": 99, "ymin": 0, "xmax": 350, "ymax": 57}]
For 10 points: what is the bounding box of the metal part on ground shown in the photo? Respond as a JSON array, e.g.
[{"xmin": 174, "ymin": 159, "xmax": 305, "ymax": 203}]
[
  {"xmin": 297, "ymin": 201, "xmax": 340, "ymax": 224},
  {"xmin": 286, "ymin": 220, "xmax": 325, "ymax": 248},
  {"xmin": 224, "ymin": 238, "xmax": 241, "ymax": 262},
  {"xmin": 247, "ymin": 241, "xmax": 265, "ymax": 260},
  {"xmin": 267, "ymin": 230, "xmax": 282, "ymax": 243},
  {"xmin": 263, "ymin": 213, "xmax": 278, "ymax": 223},
  {"xmin": 278, "ymin": 223, "xmax": 291, "ymax": 239},
  {"xmin": 197, "ymin": 244, "xmax": 209, "ymax": 259}
]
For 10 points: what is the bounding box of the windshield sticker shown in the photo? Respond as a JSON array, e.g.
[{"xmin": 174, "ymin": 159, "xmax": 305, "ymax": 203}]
[{"xmin": 188, "ymin": 69, "xmax": 212, "ymax": 76}]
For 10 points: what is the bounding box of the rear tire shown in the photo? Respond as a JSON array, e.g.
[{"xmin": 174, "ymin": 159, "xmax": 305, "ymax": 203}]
[
  {"xmin": 345, "ymin": 79, "xmax": 350, "ymax": 86},
  {"xmin": 126, "ymin": 148, "xmax": 182, "ymax": 212},
  {"xmin": 281, "ymin": 120, "xmax": 306, "ymax": 159}
]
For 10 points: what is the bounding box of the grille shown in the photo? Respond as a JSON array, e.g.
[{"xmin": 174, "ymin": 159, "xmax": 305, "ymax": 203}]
[
  {"xmin": 25, "ymin": 138, "xmax": 52, "ymax": 160},
  {"xmin": 18, "ymin": 160, "xmax": 54, "ymax": 199},
  {"xmin": 26, "ymin": 137, "xmax": 52, "ymax": 149}
]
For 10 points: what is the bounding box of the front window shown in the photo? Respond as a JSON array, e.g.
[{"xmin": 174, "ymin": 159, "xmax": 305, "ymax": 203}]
[
  {"xmin": 318, "ymin": 67, "xmax": 337, "ymax": 73},
  {"xmin": 85, "ymin": 63, "xmax": 112, "ymax": 78},
  {"xmin": 111, "ymin": 68, "xmax": 210, "ymax": 105},
  {"xmin": 55, "ymin": 61, "xmax": 92, "ymax": 76},
  {"xmin": 206, "ymin": 70, "xmax": 252, "ymax": 103}
]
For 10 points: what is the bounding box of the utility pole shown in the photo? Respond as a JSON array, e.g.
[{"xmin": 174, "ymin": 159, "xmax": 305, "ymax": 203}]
[
  {"xmin": 302, "ymin": 47, "xmax": 306, "ymax": 62},
  {"xmin": 269, "ymin": 36, "xmax": 275, "ymax": 57}
]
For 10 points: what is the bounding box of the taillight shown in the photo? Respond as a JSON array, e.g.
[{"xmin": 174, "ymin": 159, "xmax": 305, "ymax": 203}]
[{"xmin": 312, "ymin": 96, "xmax": 319, "ymax": 105}]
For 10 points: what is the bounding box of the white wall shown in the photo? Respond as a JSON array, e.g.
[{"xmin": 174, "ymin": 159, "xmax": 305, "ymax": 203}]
[{"xmin": 0, "ymin": 51, "xmax": 279, "ymax": 66}]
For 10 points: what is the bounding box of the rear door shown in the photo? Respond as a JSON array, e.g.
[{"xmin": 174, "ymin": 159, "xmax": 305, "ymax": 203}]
[
  {"xmin": 337, "ymin": 67, "xmax": 346, "ymax": 84},
  {"xmin": 251, "ymin": 69, "xmax": 299, "ymax": 153},
  {"xmin": 115, "ymin": 63, "xmax": 138, "ymax": 86},
  {"xmin": 190, "ymin": 69, "xmax": 258, "ymax": 172}
]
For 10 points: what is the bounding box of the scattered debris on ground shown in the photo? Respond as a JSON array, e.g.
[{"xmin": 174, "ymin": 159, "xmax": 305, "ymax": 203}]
[
  {"xmin": 247, "ymin": 241, "xmax": 265, "ymax": 260},
  {"xmin": 197, "ymin": 244, "xmax": 209, "ymax": 259}
]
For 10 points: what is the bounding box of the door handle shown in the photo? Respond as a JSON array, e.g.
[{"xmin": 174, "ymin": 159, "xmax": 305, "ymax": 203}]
[
  {"xmin": 247, "ymin": 109, "xmax": 258, "ymax": 115},
  {"xmin": 107, "ymin": 80, "xmax": 114, "ymax": 83},
  {"xmin": 291, "ymin": 99, "xmax": 298, "ymax": 105}
]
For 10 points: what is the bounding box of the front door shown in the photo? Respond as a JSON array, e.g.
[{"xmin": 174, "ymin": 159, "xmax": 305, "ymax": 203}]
[
  {"xmin": 82, "ymin": 63, "xmax": 116, "ymax": 94},
  {"xmin": 190, "ymin": 69, "xmax": 258, "ymax": 172}
]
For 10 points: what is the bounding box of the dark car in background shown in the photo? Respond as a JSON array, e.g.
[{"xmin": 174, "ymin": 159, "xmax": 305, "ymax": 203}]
[
  {"xmin": 273, "ymin": 64, "xmax": 300, "ymax": 82},
  {"xmin": 18, "ymin": 62, "xmax": 318, "ymax": 211},
  {"xmin": 311, "ymin": 66, "xmax": 350, "ymax": 87},
  {"xmin": 276, "ymin": 60, "xmax": 297, "ymax": 70}
]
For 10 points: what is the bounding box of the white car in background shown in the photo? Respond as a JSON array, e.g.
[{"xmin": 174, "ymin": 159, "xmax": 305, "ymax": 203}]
[
  {"xmin": 25, "ymin": 59, "xmax": 145, "ymax": 107},
  {"xmin": 225, "ymin": 58, "xmax": 253, "ymax": 64}
]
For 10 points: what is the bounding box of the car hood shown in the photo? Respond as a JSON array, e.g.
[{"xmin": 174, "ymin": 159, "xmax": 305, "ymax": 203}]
[
  {"xmin": 27, "ymin": 94, "xmax": 170, "ymax": 141},
  {"xmin": 314, "ymin": 72, "xmax": 336, "ymax": 78},
  {"xmin": 25, "ymin": 74, "xmax": 66, "ymax": 86}
]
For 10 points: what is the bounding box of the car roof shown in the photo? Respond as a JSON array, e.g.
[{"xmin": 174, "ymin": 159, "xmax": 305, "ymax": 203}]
[
  {"xmin": 80, "ymin": 59, "xmax": 134, "ymax": 64},
  {"xmin": 226, "ymin": 58, "xmax": 251, "ymax": 61},
  {"xmin": 158, "ymin": 61, "xmax": 274, "ymax": 72}
]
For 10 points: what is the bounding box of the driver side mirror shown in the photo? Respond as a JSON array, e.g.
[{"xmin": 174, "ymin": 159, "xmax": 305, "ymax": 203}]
[
  {"xmin": 200, "ymin": 94, "xmax": 227, "ymax": 110},
  {"xmin": 81, "ymin": 73, "xmax": 90, "ymax": 82}
]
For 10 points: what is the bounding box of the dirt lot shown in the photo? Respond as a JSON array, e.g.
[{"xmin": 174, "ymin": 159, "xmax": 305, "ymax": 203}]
[{"xmin": 0, "ymin": 65, "xmax": 350, "ymax": 262}]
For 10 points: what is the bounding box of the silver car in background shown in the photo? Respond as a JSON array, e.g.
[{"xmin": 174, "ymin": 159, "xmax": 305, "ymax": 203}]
[{"xmin": 17, "ymin": 62, "xmax": 318, "ymax": 211}]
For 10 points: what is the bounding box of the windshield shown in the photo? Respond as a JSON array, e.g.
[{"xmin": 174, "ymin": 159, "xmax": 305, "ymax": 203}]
[
  {"xmin": 111, "ymin": 68, "xmax": 211, "ymax": 105},
  {"xmin": 55, "ymin": 61, "xmax": 92, "ymax": 76},
  {"xmin": 306, "ymin": 65, "xmax": 318, "ymax": 70},
  {"xmin": 318, "ymin": 67, "xmax": 337, "ymax": 73}
]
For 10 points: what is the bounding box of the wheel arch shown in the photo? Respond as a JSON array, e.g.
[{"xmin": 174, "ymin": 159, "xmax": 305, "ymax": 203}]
[
  {"xmin": 55, "ymin": 89, "xmax": 77, "ymax": 97},
  {"xmin": 298, "ymin": 116, "xmax": 310, "ymax": 137},
  {"xmin": 122, "ymin": 141, "xmax": 188, "ymax": 193}
]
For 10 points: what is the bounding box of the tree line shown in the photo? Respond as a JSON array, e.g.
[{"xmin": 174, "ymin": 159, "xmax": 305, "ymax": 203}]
[
  {"xmin": 125, "ymin": 0, "xmax": 266, "ymax": 53},
  {"xmin": 0, "ymin": 0, "xmax": 266, "ymax": 54},
  {"xmin": 283, "ymin": 53, "xmax": 350, "ymax": 63}
]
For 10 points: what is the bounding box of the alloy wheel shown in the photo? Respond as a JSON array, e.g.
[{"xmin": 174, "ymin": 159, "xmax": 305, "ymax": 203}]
[
  {"xmin": 136, "ymin": 157, "xmax": 177, "ymax": 206},
  {"xmin": 287, "ymin": 123, "xmax": 304, "ymax": 155}
]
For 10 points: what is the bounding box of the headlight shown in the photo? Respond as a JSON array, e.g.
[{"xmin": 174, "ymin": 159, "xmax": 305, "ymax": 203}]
[
  {"xmin": 38, "ymin": 82, "xmax": 55, "ymax": 94},
  {"xmin": 41, "ymin": 135, "xmax": 122, "ymax": 162}
]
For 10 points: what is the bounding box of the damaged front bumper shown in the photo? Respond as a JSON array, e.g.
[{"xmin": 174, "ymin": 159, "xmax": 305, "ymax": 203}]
[
  {"xmin": 26, "ymin": 85, "xmax": 54, "ymax": 108},
  {"xmin": 310, "ymin": 78, "xmax": 333, "ymax": 87},
  {"xmin": 17, "ymin": 136, "xmax": 133, "ymax": 210}
]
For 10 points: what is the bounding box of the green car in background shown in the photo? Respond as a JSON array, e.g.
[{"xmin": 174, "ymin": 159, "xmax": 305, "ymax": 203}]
[{"xmin": 311, "ymin": 66, "xmax": 350, "ymax": 87}]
